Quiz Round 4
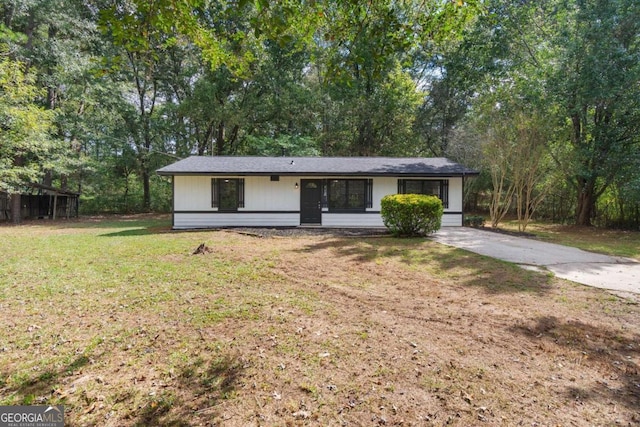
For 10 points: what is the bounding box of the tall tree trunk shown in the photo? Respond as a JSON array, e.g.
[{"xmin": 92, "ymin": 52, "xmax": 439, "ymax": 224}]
[
  {"xmin": 570, "ymin": 111, "xmax": 593, "ymax": 227},
  {"xmin": 10, "ymin": 155, "xmax": 25, "ymax": 224},
  {"xmin": 10, "ymin": 193, "xmax": 21, "ymax": 224},
  {"xmin": 216, "ymin": 121, "xmax": 225, "ymax": 155},
  {"xmin": 575, "ymin": 179, "xmax": 594, "ymax": 226},
  {"xmin": 142, "ymin": 167, "xmax": 151, "ymax": 212},
  {"xmin": 43, "ymin": 170, "xmax": 53, "ymax": 187},
  {"xmin": 355, "ymin": 117, "xmax": 374, "ymax": 156}
]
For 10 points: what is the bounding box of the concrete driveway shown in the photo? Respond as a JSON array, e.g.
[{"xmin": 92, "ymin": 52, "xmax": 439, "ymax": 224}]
[{"xmin": 432, "ymin": 227, "xmax": 640, "ymax": 295}]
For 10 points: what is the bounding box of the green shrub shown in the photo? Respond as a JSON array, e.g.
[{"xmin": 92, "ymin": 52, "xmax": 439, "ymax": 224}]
[
  {"xmin": 463, "ymin": 215, "xmax": 485, "ymax": 228},
  {"xmin": 381, "ymin": 194, "xmax": 444, "ymax": 237}
]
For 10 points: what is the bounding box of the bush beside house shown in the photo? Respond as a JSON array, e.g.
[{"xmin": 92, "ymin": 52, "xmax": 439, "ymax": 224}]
[{"xmin": 381, "ymin": 194, "xmax": 444, "ymax": 237}]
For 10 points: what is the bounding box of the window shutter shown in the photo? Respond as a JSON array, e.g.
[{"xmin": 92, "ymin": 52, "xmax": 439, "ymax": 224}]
[
  {"xmin": 366, "ymin": 179, "xmax": 373, "ymax": 208},
  {"xmin": 211, "ymin": 178, "xmax": 218, "ymax": 208},
  {"xmin": 238, "ymin": 179, "xmax": 245, "ymax": 208},
  {"xmin": 398, "ymin": 179, "xmax": 404, "ymax": 194},
  {"xmin": 441, "ymin": 180, "xmax": 449, "ymax": 208}
]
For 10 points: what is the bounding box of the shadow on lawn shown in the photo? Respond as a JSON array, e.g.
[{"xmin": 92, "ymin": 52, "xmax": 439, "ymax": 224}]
[
  {"xmin": 96, "ymin": 220, "xmax": 173, "ymax": 237},
  {"xmin": 0, "ymin": 353, "xmax": 93, "ymax": 408},
  {"xmin": 131, "ymin": 354, "xmax": 245, "ymax": 426},
  {"xmin": 2, "ymin": 344, "xmax": 245, "ymax": 426},
  {"xmin": 298, "ymin": 236, "xmax": 552, "ymax": 295},
  {"xmin": 98, "ymin": 226, "xmax": 169, "ymax": 237},
  {"xmin": 511, "ymin": 316, "xmax": 640, "ymax": 417},
  {"xmin": 9, "ymin": 213, "xmax": 170, "ymax": 229}
]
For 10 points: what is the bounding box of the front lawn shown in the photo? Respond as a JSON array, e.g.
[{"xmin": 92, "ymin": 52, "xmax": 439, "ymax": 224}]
[{"xmin": 1, "ymin": 217, "xmax": 638, "ymax": 426}]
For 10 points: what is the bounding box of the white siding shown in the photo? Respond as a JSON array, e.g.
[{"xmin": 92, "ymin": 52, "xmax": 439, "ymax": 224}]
[
  {"xmin": 244, "ymin": 176, "xmax": 299, "ymax": 210},
  {"xmin": 320, "ymin": 213, "xmax": 461, "ymax": 227},
  {"xmin": 174, "ymin": 176, "xmax": 215, "ymax": 211},
  {"xmin": 370, "ymin": 177, "xmax": 397, "ymax": 211},
  {"xmin": 441, "ymin": 213, "xmax": 463, "ymax": 227},
  {"xmin": 174, "ymin": 175, "xmax": 300, "ymax": 211},
  {"xmin": 447, "ymin": 177, "xmax": 463, "ymax": 212},
  {"xmin": 172, "ymin": 175, "xmax": 464, "ymax": 228},
  {"xmin": 322, "ymin": 213, "xmax": 385, "ymax": 228},
  {"xmin": 174, "ymin": 212, "xmax": 299, "ymax": 229}
]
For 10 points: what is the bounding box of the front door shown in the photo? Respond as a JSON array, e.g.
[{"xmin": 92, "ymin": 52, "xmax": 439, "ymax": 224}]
[{"xmin": 300, "ymin": 179, "xmax": 322, "ymax": 224}]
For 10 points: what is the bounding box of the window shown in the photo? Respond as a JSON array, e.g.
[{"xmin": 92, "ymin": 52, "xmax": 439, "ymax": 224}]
[
  {"xmin": 398, "ymin": 179, "xmax": 449, "ymax": 208},
  {"xmin": 327, "ymin": 179, "xmax": 372, "ymax": 212},
  {"xmin": 211, "ymin": 178, "xmax": 244, "ymax": 211}
]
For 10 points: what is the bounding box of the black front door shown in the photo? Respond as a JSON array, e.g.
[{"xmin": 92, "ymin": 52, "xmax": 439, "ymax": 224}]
[{"xmin": 300, "ymin": 179, "xmax": 322, "ymax": 224}]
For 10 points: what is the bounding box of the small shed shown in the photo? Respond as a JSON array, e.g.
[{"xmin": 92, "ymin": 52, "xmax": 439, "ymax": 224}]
[{"xmin": 0, "ymin": 183, "xmax": 79, "ymax": 221}]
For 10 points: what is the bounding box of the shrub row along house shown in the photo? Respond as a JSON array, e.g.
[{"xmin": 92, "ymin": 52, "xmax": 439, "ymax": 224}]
[{"xmin": 156, "ymin": 156, "xmax": 478, "ymax": 229}]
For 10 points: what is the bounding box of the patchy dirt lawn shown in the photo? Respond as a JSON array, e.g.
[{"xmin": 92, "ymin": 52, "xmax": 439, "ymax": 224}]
[{"xmin": 0, "ymin": 220, "xmax": 639, "ymax": 426}]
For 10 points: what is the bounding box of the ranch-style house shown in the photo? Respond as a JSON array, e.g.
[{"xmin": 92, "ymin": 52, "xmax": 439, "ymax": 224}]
[{"xmin": 156, "ymin": 156, "xmax": 478, "ymax": 229}]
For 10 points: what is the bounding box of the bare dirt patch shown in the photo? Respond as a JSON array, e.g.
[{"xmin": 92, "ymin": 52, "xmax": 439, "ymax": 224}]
[{"xmin": 0, "ymin": 223, "xmax": 639, "ymax": 426}]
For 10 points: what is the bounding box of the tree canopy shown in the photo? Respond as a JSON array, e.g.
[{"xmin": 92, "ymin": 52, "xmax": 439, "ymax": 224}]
[{"xmin": 1, "ymin": 0, "xmax": 639, "ymax": 227}]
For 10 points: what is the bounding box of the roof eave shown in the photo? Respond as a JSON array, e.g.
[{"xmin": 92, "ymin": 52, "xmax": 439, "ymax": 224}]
[{"xmin": 157, "ymin": 171, "xmax": 477, "ymax": 177}]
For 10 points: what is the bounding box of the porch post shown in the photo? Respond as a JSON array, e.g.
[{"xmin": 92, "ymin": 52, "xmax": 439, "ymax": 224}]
[{"xmin": 52, "ymin": 194, "xmax": 58, "ymax": 220}]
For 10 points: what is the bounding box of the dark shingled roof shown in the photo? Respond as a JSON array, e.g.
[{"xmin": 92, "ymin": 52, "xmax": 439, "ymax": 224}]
[{"xmin": 156, "ymin": 156, "xmax": 478, "ymax": 177}]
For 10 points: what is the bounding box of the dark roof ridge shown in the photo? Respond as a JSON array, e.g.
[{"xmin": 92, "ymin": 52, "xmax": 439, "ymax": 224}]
[{"xmin": 157, "ymin": 155, "xmax": 478, "ymax": 176}]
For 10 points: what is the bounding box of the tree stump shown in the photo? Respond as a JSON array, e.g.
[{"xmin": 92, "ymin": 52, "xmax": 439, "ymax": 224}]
[{"xmin": 192, "ymin": 243, "xmax": 212, "ymax": 255}]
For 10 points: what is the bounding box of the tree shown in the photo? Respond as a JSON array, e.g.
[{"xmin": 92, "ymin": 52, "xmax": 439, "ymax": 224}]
[
  {"xmin": 98, "ymin": 0, "xmax": 268, "ymax": 209},
  {"xmin": 414, "ymin": 75, "xmax": 470, "ymax": 157},
  {"xmin": 466, "ymin": 72, "xmax": 553, "ymax": 230},
  {"xmin": 2, "ymin": 0, "xmax": 108, "ymax": 199},
  {"xmin": 546, "ymin": 0, "xmax": 640, "ymax": 225},
  {"xmin": 99, "ymin": 0, "xmax": 191, "ymax": 211},
  {"xmin": 443, "ymin": 0, "xmax": 640, "ymax": 228},
  {"xmin": 509, "ymin": 112, "xmax": 553, "ymax": 231},
  {"xmin": 0, "ymin": 58, "xmax": 62, "ymax": 223},
  {"xmin": 479, "ymin": 109, "xmax": 517, "ymax": 229},
  {"xmin": 316, "ymin": 0, "xmax": 477, "ymax": 156},
  {"xmin": 2, "ymin": 0, "xmax": 485, "ymax": 218}
]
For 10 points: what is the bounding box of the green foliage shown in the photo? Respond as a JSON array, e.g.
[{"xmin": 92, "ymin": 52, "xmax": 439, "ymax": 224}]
[
  {"xmin": 316, "ymin": 0, "xmax": 478, "ymax": 156},
  {"xmin": 545, "ymin": 0, "xmax": 640, "ymax": 225},
  {"xmin": 443, "ymin": 0, "xmax": 640, "ymax": 228},
  {"xmin": 240, "ymin": 135, "xmax": 319, "ymax": 156},
  {"xmin": 3, "ymin": 0, "xmax": 640, "ymax": 231},
  {"xmin": 381, "ymin": 194, "xmax": 443, "ymax": 237},
  {"xmin": 464, "ymin": 215, "xmax": 485, "ymax": 228},
  {"xmin": 0, "ymin": 58, "xmax": 63, "ymax": 193},
  {"xmin": 79, "ymin": 168, "xmax": 171, "ymax": 214}
]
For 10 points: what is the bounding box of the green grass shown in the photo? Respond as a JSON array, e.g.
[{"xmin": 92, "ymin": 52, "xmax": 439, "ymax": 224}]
[
  {"xmin": 500, "ymin": 220, "xmax": 640, "ymax": 259},
  {"xmin": 0, "ymin": 218, "xmax": 270, "ymax": 409},
  {"xmin": 2, "ymin": 217, "xmax": 639, "ymax": 426}
]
